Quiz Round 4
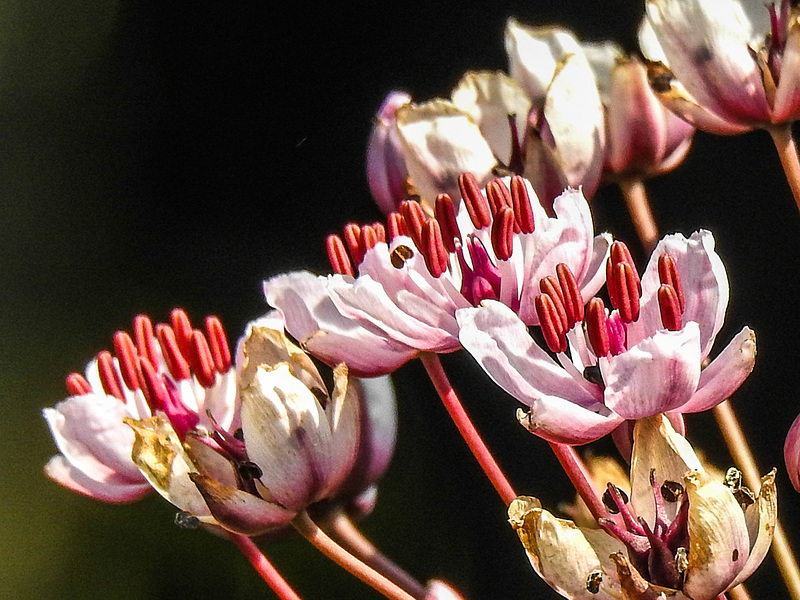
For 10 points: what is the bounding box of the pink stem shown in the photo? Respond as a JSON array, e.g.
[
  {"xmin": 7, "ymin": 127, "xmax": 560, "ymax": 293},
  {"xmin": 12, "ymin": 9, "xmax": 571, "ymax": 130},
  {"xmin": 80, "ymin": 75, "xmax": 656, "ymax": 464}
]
[
  {"xmin": 229, "ymin": 534, "xmax": 303, "ymax": 600},
  {"xmin": 548, "ymin": 442, "xmax": 610, "ymax": 524},
  {"xmin": 420, "ymin": 352, "xmax": 517, "ymax": 505}
]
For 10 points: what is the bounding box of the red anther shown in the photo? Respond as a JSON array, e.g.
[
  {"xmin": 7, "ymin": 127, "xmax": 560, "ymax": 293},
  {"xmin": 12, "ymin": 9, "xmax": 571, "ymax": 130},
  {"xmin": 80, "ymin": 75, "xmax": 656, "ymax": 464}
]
[
  {"xmin": 511, "ymin": 176, "xmax": 535, "ymax": 234},
  {"xmin": 586, "ymin": 298, "xmax": 611, "ymax": 357},
  {"xmin": 400, "ymin": 200, "xmax": 426, "ymax": 248},
  {"xmin": 137, "ymin": 357, "xmax": 170, "ymax": 411},
  {"xmin": 607, "ymin": 241, "xmax": 641, "ymax": 293},
  {"xmin": 557, "ymin": 263, "xmax": 584, "ymax": 325},
  {"xmin": 156, "ymin": 324, "xmax": 192, "ymax": 381},
  {"xmin": 491, "ymin": 207, "xmax": 515, "ymax": 261},
  {"xmin": 434, "ymin": 193, "xmax": 461, "ymax": 253},
  {"xmin": 371, "ymin": 222, "xmax": 387, "ymax": 244},
  {"xmin": 343, "ymin": 223, "xmax": 364, "ymax": 266},
  {"xmin": 170, "ymin": 309, "xmax": 194, "ymax": 359},
  {"xmin": 539, "ymin": 276, "xmax": 568, "ymax": 331},
  {"xmin": 205, "ymin": 316, "xmax": 232, "ymax": 373},
  {"xmin": 188, "ymin": 330, "xmax": 217, "ymax": 388},
  {"xmin": 361, "ymin": 224, "xmax": 379, "ymax": 253},
  {"xmin": 420, "ymin": 219, "xmax": 448, "ymax": 278},
  {"xmin": 326, "ymin": 234, "xmax": 355, "ymax": 277},
  {"xmin": 657, "ymin": 254, "xmax": 685, "ymax": 313},
  {"xmin": 458, "ymin": 172, "xmax": 491, "ymax": 229},
  {"xmin": 609, "ymin": 263, "xmax": 641, "ymax": 324},
  {"xmin": 65, "ymin": 372, "xmax": 92, "ymax": 396},
  {"xmin": 133, "ymin": 315, "xmax": 160, "ymax": 367},
  {"xmin": 486, "ymin": 178, "xmax": 512, "ymax": 216},
  {"xmin": 658, "ymin": 285, "xmax": 683, "ymax": 331},
  {"xmin": 535, "ymin": 294, "xmax": 567, "ymax": 354},
  {"xmin": 113, "ymin": 331, "xmax": 141, "ymax": 391},
  {"xmin": 97, "ymin": 350, "xmax": 125, "ymax": 400},
  {"xmin": 386, "ymin": 212, "xmax": 405, "ymax": 240}
]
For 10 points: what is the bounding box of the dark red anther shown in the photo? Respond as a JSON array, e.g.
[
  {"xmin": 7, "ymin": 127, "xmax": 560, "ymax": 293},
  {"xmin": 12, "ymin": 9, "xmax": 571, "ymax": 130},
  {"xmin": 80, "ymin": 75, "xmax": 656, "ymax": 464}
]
[
  {"xmin": 458, "ymin": 172, "xmax": 491, "ymax": 229},
  {"xmin": 609, "ymin": 262, "xmax": 641, "ymax": 324},
  {"xmin": 361, "ymin": 224, "xmax": 379, "ymax": 254},
  {"xmin": 188, "ymin": 330, "xmax": 217, "ymax": 388},
  {"xmin": 557, "ymin": 264, "xmax": 584, "ymax": 325},
  {"xmin": 205, "ymin": 316, "xmax": 232, "ymax": 373},
  {"xmin": 371, "ymin": 222, "xmax": 387, "ymax": 244},
  {"xmin": 607, "ymin": 241, "xmax": 641, "ymax": 294},
  {"xmin": 136, "ymin": 357, "xmax": 170, "ymax": 411},
  {"xmin": 657, "ymin": 254, "xmax": 685, "ymax": 313},
  {"xmin": 97, "ymin": 350, "xmax": 125, "ymax": 400},
  {"xmin": 491, "ymin": 207, "xmax": 515, "ymax": 261},
  {"xmin": 326, "ymin": 234, "xmax": 355, "ymax": 277},
  {"xmin": 539, "ymin": 276, "xmax": 568, "ymax": 331},
  {"xmin": 156, "ymin": 324, "xmax": 192, "ymax": 381},
  {"xmin": 113, "ymin": 331, "xmax": 141, "ymax": 391},
  {"xmin": 65, "ymin": 372, "xmax": 92, "ymax": 396},
  {"xmin": 434, "ymin": 193, "xmax": 461, "ymax": 253},
  {"xmin": 400, "ymin": 200, "xmax": 426, "ymax": 249},
  {"xmin": 510, "ymin": 176, "xmax": 535, "ymax": 234},
  {"xmin": 420, "ymin": 219, "xmax": 448, "ymax": 278},
  {"xmin": 133, "ymin": 315, "xmax": 160, "ymax": 368},
  {"xmin": 586, "ymin": 298, "xmax": 611, "ymax": 357},
  {"xmin": 658, "ymin": 285, "xmax": 682, "ymax": 331},
  {"xmin": 170, "ymin": 309, "xmax": 194, "ymax": 360},
  {"xmin": 535, "ymin": 294, "xmax": 567, "ymax": 354},
  {"xmin": 386, "ymin": 212, "xmax": 405, "ymax": 241},
  {"xmin": 486, "ymin": 178, "xmax": 512, "ymax": 215},
  {"xmin": 343, "ymin": 223, "xmax": 364, "ymax": 266}
]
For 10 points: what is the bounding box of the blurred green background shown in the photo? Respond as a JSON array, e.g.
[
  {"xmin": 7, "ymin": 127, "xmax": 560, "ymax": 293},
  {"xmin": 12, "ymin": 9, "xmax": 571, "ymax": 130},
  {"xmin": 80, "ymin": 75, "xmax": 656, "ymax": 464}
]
[{"xmin": 2, "ymin": 1, "xmax": 798, "ymax": 598}]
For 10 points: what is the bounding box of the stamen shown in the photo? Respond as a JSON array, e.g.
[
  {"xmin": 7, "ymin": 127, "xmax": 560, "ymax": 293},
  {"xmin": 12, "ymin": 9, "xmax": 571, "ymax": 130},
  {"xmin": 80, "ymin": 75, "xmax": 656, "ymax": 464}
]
[
  {"xmin": 133, "ymin": 315, "xmax": 160, "ymax": 367},
  {"xmin": 170, "ymin": 309, "xmax": 194, "ymax": 360},
  {"xmin": 97, "ymin": 350, "xmax": 125, "ymax": 400},
  {"xmin": 400, "ymin": 200, "xmax": 426, "ymax": 249},
  {"xmin": 658, "ymin": 285, "xmax": 683, "ymax": 331},
  {"xmin": 390, "ymin": 244, "xmax": 414, "ymax": 269},
  {"xmin": 539, "ymin": 277, "xmax": 568, "ymax": 331},
  {"xmin": 361, "ymin": 224, "xmax": 379, "ymax": 254},
  {"xmin": 205, "ymin": 316, "xmax": 232, "ymax": 373},
  {"xmin": 657, "ymin": 254, "xmax": 685, "ymax": 313},
  {"xmin": 491, "ymin": 207, "xmax": 515, "ymax": 261},
  {"xmin": 649, "ymin": 469, "xmax": 669, "ymax": 536},
  {"xmin": 113, "ymin": 331, "xmax": 142, "ymax": 391},
  {"xmin": 343, "ymin": 223, "xmax": 364, "ymax": 266},
  {"xmin": 609, "ymin": 262, "xmax": 641, "ymax": 323},
  {"xmin": 137, "ymin": 357, "xmax": 170, "ymax": 411},
  {"xmin": 326, "ymin": 234, "xmax": 355, "ymax": 277},
  {"xmin": 557, "ymin": 263, "xmax": 584, "ymax": 324},
  {"xmin": 458, "ymin": 172, "xmax": 491, "ymax": 229},
  {"xmin": 156, "ymin": 324, "xmax": 191, "ymax": 381},
  {"xmin": 605, "ymin": 483, "xmax": 645, "ymax": 535},
  {"xmin": 585, "ymin": 298, "xmax": 610, "ymax": 357},
  {"xmin": 535, "ymin": 294, "xmax": 567, "ymax": 353},
  {"xmin": 420, "ymin": 219, "xmax": 448, "ymax": 278},
  {"xmin": 607, "ymin": 311, "xmax": 627, "ymax": 355},
  {"xmin": 607, "ymin": 241, "xmax": 641, "ymax": 294},
  {"xmin": 188, "ymin": 330, "xmax": 217, "ymax": 388},
  {"xmin": 510, "ymin": 176, "xmax": 535, "ymax": 233},
  {"xmin": 486, "ymin": 178, "xmax": 512, "ymax": 216},
  {"xmin": 638, "ymin": 517, "xmax": 682, "ymax": 589},
  {"xmin": 371, "ymin": 222, "xmax": 387, "ymax": 243},
  {"xmin": 506, "ymin": 114, "xmax": 525, "ymax": 175},
  {"xmin": 65, "ymin": 372, "xmax": 92, "ymax": 396},
  {"xmin": 386, "ymin": 212, "xmax": 405, "ymax": 241},
  {"xmin": 434, "ymin": 193, "xmax": 461, "ymax": 253}
]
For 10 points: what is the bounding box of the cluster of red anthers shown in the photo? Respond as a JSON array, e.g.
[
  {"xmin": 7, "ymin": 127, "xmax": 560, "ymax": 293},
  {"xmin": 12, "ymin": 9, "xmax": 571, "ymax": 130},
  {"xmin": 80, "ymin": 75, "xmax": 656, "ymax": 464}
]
[
  {"xmin": 65, "ymin": 309, "xmax": 232, "ymax": 439},
  {"xmin": 326, "ymin": 173, "xmax": 537, "ymax": 283},
  {"xmin": 535, "ymin": 239, "xmax": 687, "ymax": 357}
]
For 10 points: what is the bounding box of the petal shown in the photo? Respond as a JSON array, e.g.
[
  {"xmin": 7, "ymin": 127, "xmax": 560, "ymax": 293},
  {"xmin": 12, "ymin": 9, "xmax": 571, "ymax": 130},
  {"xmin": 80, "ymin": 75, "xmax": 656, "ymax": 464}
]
[
  {"xmin": 44, "ymin": 454, "xmax": 151, "ymax": 503},
  {"xmin": 601, "ymin": 324, "xmax": 702, "ymax": 419},
  {"xmin": 581, "ymin": 40, "xmax": 624, "ymax": 101},
  {"xmin": 645, "ymin": 0, "xmax": 771, "ymax": 124},
  {"xmin": 786, "ymin": 411, "xmax": 800, "ymax": 492},
  {"xmin": 683, "ymin": 470, "xmax": 750, "ymax": 600},
  {"xmin": 508, "ymin": 496, "xmax": 622, "ymax": 600},
  {"xmin": 394, "ymin": 99, "xmax": 497, "ymax": 207},
  {"xmin": 516, "ymin": 400, "xmax": 623, "ymax": 446},
  {"xmin": 366, "ymin": 91, "xmax": 413, "ymax": 214},
  {"xmin": 263, "ymin": 271, "xmax": 416, "ymax": 376},
  {"xmin": 773, "ymin": 20, "xmax": 800, "ymax": 122},
  {"xmin": 679, "ymin": 326, "xmax": 756, "ymax": 413},
  {"xmin": 728, "ymin": 469, "xmax": 777, "ymax": 588},
  {"xmin": 450, "ymin": 71, "xmax": 532, "ymax": 166},
  {"xmin": 320, "ymin": 363, "xmax": 361, "ymax": 499}
]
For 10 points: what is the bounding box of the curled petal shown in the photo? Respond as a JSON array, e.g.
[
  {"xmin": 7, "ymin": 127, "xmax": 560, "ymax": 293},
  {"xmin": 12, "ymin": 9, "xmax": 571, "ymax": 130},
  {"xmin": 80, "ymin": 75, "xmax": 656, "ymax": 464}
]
[
  {"xmin": 516, "ymin": 400, "xmax": 622, "ymax": 446},
  {"xmin": 367, "ymin": 91, "xmax": 413, "ymax": 214},
  {"xmin": 44, "ymin": 454, "xmax": 151, "ymax": 503}
]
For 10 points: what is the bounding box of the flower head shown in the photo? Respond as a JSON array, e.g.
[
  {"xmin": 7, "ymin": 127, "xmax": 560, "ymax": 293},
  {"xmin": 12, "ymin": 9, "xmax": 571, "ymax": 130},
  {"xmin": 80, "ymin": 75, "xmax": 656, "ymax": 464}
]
[
  {"xmin": 457, "ymin": 230, "xmax": 756, "ymax": 444},
  {"xmin": 264, "ymin": 174, "xmax": 610, "ymax": 376},
  {"xmin": 508, "ymin": 415, "xmax": 776, "ymax": 600},
  {"xmin": 640, "ymin": 0, "xmax": 800, "ymax": 133}
]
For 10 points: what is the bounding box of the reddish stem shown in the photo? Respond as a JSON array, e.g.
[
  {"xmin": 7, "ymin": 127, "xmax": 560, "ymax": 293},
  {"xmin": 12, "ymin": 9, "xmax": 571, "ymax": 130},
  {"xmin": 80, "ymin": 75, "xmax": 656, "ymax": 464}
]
[
  {"xmin": 548, "ymin": 442, "xmax": 611, "ymax": 524},
  {"xmin": 420, "ymin": 352, "xmax": 517, "ymax": 505},
  {"xmin": 229, "ymin": 534, "xmax": 303, "ymax": 600}
]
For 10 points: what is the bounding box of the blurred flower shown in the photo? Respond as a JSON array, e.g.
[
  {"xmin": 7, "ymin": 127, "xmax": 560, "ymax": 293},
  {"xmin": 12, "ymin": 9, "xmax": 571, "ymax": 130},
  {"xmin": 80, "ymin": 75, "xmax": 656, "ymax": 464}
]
[
  {"xmin": 582, "ymin": 41, "xmax": 695, "ymax": 180},
  {"xmin": 639, "ymin": 0, "xmax": 800, "ymax": 133},
  {"xmin": 509, "ymin": 415, "xmax": 776, "ymax": 600},
  {"xmin": 783, "ymin": 408, "xmax": 800, "ymax": 492},
  {"xmin": 264, "ymin": 174, "xmax": 610, "ymax": 376},
  {"xmin": 424, "ymin": 580, "xmax": 466, "ymax": 600},
  {"xmin": 458, "ymin": 230, "xmax": 756, "ymax": 444}
]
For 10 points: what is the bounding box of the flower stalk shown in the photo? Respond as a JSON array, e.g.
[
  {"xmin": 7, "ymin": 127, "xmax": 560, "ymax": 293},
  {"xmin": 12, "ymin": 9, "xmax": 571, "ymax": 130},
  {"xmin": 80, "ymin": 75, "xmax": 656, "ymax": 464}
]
[
  {"xmin": 229, "ymin": 534, "xmax": 303, "ymax": 600},
  {"xmin": 619, "ymin": 178, "xmax": 659, "ymax": 254},
  {"xmin": 767, "ymin": 124, "xmax": 800, "ymax": 216},
  {"xmin": 420, "ymin": 352, "xmax": 517, "ymax": 505},
  {"xmin": 547, "ymin": 442, "xmax": 611, "ymax": 524}
]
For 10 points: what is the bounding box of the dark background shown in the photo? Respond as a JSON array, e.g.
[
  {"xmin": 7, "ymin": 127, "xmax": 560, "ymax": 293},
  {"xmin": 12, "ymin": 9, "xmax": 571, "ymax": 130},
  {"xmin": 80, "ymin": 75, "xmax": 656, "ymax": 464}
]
[{"xmin": 2, "ymin": 1, "xmax": 797, "ymax": 598}]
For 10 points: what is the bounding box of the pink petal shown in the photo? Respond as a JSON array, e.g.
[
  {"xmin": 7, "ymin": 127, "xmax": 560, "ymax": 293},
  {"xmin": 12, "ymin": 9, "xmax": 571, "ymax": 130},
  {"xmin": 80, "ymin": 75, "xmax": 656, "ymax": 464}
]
[
  {"xmin": 44, "ymin": 455, "xmax": 151, "ymax": 503},
  {"xmin": 786, "ymin": 412, "xmax": 800, "ymax": 492},
  {"xmin": 366, "ymin": 91, "xmax": 413, "ymax": 214},
  {"xmin": 516, "ymin": 397, "xmax": 622, "ymax": 445},
  {"xmin": 602, "ymin": 324, "xmax": 702, "ymax": 419},
  {"xmin": 679, "ymin": 326, "xmax": 756, "ymax": 413},
  {"xmin": 773, "ymin": 23, "xmax": 800, "ymax": 123}
]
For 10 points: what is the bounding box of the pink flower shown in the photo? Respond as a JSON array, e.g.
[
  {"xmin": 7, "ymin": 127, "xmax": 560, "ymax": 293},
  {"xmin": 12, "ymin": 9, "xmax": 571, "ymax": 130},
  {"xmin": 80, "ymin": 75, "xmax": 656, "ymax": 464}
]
[
  {"xmin": 639, "ymin": 0, "xmax": 800, "ymax": 133},
  {"xmin": 264, "ymin": 174, "xmax": 610, "ymax": 376},
  {"xmin": 457, "ymin": 230, "xmax": 756, "ymax": 444},
  {"xmin": 784, "ymin": 410, "xmax": 800, "ymax": 492}
]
